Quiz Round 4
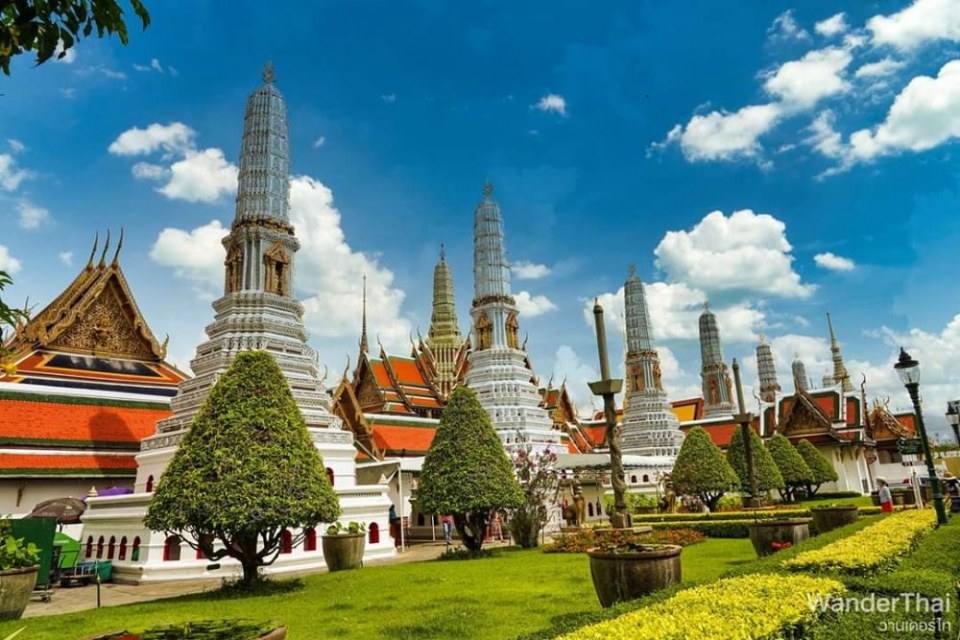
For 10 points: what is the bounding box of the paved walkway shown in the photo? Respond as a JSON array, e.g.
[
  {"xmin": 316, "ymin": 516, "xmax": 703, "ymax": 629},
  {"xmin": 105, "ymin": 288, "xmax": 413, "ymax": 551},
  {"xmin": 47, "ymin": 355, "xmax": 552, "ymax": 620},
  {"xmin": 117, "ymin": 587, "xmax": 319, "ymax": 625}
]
[{"xmin": 23, "ymin": 541, "xmax": 481, "ymax": 618}]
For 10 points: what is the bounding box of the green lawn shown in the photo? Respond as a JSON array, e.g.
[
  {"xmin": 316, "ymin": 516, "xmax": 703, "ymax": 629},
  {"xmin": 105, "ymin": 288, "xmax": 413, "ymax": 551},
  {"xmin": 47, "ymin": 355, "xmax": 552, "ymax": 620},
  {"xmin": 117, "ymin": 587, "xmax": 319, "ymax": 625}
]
[
  {"xmin": 787, "ymin": 495, "xmax": 873, "ymax": 509},
  {"xmin": 0, "ymin": 539, "xmax": 754, "ymax": 640}
]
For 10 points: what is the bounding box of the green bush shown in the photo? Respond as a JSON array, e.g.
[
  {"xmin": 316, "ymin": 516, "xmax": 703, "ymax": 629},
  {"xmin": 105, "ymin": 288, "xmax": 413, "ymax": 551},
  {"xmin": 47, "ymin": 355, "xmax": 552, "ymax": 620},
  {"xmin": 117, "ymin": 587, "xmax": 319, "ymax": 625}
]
[
  {"xmin": 436, "ymin": 547, "xmax": 497, "ymax": 561},
  {"xmin": 0, "ymin": 519, "xmax": 39, "ymax": 570},
  {"xmin": 417, "ymin": 387, "xmax": 522, "ymax": 551},
  {"xmin": 145, "ymin": 351, "xmax": 339, "ymax": 587},
  {"xmin": 767, "ymin": 434, "xmax": 814, "ymax": 502},
  {"xmin": 650, "ymin": 520, "xmax": 754, "ymax": 538},
  {"xmin": 797, "ymin": 440, "xmax": 839, "ymax": 496},
  {"xmin": 727, "ymin": 427, "xmax": 784, "ymax": 494},
  {"xmin": 671, "ymin": 426, "xmax": 740, "ymax": 510}
]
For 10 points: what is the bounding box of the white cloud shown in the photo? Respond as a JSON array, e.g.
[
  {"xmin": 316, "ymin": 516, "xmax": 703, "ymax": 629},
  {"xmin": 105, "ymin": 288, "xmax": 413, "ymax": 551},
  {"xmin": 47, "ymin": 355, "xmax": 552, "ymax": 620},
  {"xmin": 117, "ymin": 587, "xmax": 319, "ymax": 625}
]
[
  {"xmin": 763, "ymin": 47, "xmax": 853, "ymax": 109},
  {"xmin": 550, "ymin": 345, "xmax": 599, "ymax": 415},
  {"xmin": 7, "ymin": 139, "xmax": 24, "ymax": 154},
  {"xmin": 514, "ymin": 290, "xmax": 557, "ymax": 317},
  {"xmin": 768, "ymin": 10, "xmax": 810, "ymax": 41},
  {"xmin": 134, "ymin": 58, "xmax": 166, "ymax": 73},
  {"xmin": 815, "ymin": 13, "xmax": 848, "ymax": 38},
  {"xmin": 76, "ymin": 65, "xmax": 126, "ymax": 80},
  {"xmin": 17, "ymin": 201, "xmax": 49, "ymax": 230},
  {"xmin": 0, "ymin": 245, "xmax": 21, "ymax": 274},
  {"xmin": 533, "ymin": 94, "xmax": 568, "ymax": 116},
  {"xmin": 814, "ymin": 252, "xmax": 856, "ymax": 271},
  {"xmin": 0, "ymin": 154, "xmax": 30, "ymax": 191},
  {"xmin": 381, "ymin": 93, "xmax": 397, "ymax": 103},
  {"xmin": 131, "ymin": 161, "xmax": 169, "ymax": 181},
  {"xmin": 654, "ymin": 209, "xmax": 815, "ymax": 298},
  {"xmin": 150, "ymin": 220, "xmax": 229, "ymax": 299},
  {"xmin": 313, "ymin": 136, "xmax": 326, "ymax": 148},
  {"xmin": 158, "ymin": 149, "xmax": 238, "ymax": 203},
  {"xmin": 58, "ymin": 251, "xmax": 73, "ymax": 266},
  {"xmin": 53, "ymin": 40, "xmax": 76, "ymax": 64},
  {"xmin": 806, "ymin": 110, "xmax": 845, "ymax": 159},
  {"xmin": 109, "ymin": 122, "xmax": 195, "ymax": 156},
  {"xmin": 867, "ymin": 0, "xmax": 960, "ymax": 51},
  {"xmin": 511, "ymin": 261, "xmax": 551, "ymax": 279},
  {"xmin": 659, "ymin": 103, "xmax": 782, "ymax": 162},
  {"xmin": 855, "ymin": 57, "xmax": 906, "ymax": 79}
]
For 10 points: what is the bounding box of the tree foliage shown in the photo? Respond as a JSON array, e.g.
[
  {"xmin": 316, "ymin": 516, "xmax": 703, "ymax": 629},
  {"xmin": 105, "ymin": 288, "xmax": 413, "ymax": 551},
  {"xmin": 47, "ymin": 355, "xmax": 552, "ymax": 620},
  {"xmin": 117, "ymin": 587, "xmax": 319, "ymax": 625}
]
[
  {"xmin": 0, "ymin": 271, "xmax": 28, "ymax": 369},
  {"xmin": 1, "ymin": 0, "xmax": 150, "ymax": 75},
  {"xmin": 507, "ymin": 442, "xmax": 558, "ymax": 548},
  {"xmin": 145, "ymin": 351, "xmax": 339, "ymax": 586},
  {"xmin": 727, "ymin": 427, "xmax": 784, "ymax": 496},
  {"xmin": 796, "ymin": 439, "xmax": 838, "ymax": 496},
  {"xmin": 766, "ymin": 434, "xmax": 814, "ymax": 502},
  {"xmin": 671, "ymin": 426, "xmax": 739, "ymax": 510},
  {"xmin": 417, "ymin": 386, "xmax": 522, "ymax": 551}
]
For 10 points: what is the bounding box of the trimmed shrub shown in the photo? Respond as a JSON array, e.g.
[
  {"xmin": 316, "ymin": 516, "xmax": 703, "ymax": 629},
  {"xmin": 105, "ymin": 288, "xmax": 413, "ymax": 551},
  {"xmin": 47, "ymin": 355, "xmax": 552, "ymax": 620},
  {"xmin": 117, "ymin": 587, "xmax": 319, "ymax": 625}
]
[
  {"xmin": 416, "ymin": 387, "xmax": 522, "ymax": 551},
  {"xmin": 545, "ymin": 527, "xmax": 705, "ymax": 553},
  {"xmin": 727, "ymin": 427, "xmax": 784, "ymax": 495},
  {"xmin": 797, "ymin": 440, "xmax": 839, "ymax": 496},
  {"xmin": 767, "ymin": 434, "xmax": 814, "ymax": 502},
  {"xmin": 145, "ymin": 351, "xmax": 339, "ymax": 586},
  {"xmin": 671, "ymin": 426, "xmax": 740, "ymax": 510}
]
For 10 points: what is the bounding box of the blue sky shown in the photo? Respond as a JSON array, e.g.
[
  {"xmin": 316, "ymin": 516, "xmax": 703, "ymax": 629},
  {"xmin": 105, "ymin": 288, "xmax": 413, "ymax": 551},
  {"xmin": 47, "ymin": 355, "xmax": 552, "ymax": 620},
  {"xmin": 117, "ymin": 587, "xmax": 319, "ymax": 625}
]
[{"xmin": 2, "ymin": 0, "xmax": 960, "ymax": 436}]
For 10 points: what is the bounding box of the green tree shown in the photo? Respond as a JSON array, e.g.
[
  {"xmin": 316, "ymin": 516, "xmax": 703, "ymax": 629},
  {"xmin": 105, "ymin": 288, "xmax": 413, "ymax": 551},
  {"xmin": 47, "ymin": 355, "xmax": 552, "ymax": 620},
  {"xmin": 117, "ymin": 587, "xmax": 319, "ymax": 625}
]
[
  {"xmin": 0, "ymin": 271, "xmax": 28, "ymax": 367},
  {"xmin": 671, "ymin": 426, "xmax": 740, "ymax": 510},
  {"xmin": 727, "ymin": 428, "xmax": 784, "ymax": 497},
  {"xmin": 1, "ymin": 0, "xmax": 150, "ymax": 75},
  {"xmin": 417, "ymin": 387, "xmax": 522, "ymax": 551},
  {"xmin": 796, "ymin": 439, "xmax": 838, "ymax": 496},
  {"xmin": 766, "ymin": 434, "xmax": 814, "ymax": 502},
  {"xmin": 145, "ymin": 351, "xmax": 339, "ymax": 586}
]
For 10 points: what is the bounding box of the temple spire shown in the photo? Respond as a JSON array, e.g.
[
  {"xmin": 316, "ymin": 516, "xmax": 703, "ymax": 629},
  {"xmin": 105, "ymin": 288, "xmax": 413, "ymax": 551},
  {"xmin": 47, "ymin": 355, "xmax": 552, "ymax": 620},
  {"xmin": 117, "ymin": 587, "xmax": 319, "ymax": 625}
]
[
  {"xmin": 699, "ymin": 301, "xmax": 735, "ymax": 417},
  {"xmin": 826, "ymin": 312, "xmax": 853, "ymax": 392},
  {"xmin": 85, "ymin": 232, "xmax": 99, "ymax": 270},
  {"xmin": 792, "ymin": 354, "xmax": 808, "ymax": 393},
  {"xmin": 756, "ymin": 335, "xmax": 780, "ymax": 403},
  {"xmin": 427, "ymin": 245, "xmax": 461, "ymax": 397},
  {"xmin": 359, "ymin": 274, "xmax": 369, "ymax": 354}
]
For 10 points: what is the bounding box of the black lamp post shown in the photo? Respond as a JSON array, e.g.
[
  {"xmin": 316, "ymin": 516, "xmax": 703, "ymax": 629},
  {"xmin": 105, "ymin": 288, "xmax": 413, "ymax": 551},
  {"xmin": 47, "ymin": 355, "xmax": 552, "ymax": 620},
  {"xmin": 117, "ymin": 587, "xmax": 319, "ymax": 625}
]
[
  {"xmin": 946, "ymin": 401, "xmax": 960, "ymax": 448},
  {"xmin": 894, "ymin": 348, "xmax": 948, "ymax": 526}
]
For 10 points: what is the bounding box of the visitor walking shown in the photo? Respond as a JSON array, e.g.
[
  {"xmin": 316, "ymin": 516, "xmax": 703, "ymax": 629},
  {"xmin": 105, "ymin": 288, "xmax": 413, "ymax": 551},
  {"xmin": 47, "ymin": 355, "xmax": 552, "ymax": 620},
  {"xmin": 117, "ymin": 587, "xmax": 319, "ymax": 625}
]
[
  {"xmin": 441, "ymin": 514, "xmax": 454, "ymax": 546},
  {"xmin": 877, "ymin": 478, "xmax": 893, "ymax": 513}
]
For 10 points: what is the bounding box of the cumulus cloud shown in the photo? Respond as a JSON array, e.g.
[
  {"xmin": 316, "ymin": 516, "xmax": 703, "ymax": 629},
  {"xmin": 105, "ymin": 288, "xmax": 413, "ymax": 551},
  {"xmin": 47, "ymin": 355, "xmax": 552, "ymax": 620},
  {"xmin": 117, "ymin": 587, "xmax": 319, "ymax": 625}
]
[
  {"xmin": 133, "ymin": 58, "xmax": 173, "ymax": 74},
  {"xmin": 0, "ymin": 245, "xmax": 21, "ymax": 274},
  {"xmin": 657, "ymin": 104, "xmax": 782, "ymax": 162},
  {"xmin": 815, "ymin": 13, "xmax": 848, "ymax": 38},
  {"xmin": 514, "ymin": 290, "xmax": 557, "ymax": 317},
  {"xmin": 511, "ymin": 261, "xmax": 551, "ymax": 279},
  {"xmin": 855, "ymin": 57, "xmax": 906, "ymax": 79},
  {"xmin": 7, "ymin": 139, "xmax": 25, "ymax": 154},
  {"xmin": 814, "ymin": 252, "xmax": 856, "ymax": 271},
  {"xmin": 131, "ymin": 162, "xmax": 169, "ymax": 180},
  {"xmin": 0, "ymin": 154, "xmax": 30, "ymax": 191},
  {"xmin": 158, "ymin": 149, "xmax": 238, "ymax": 203},
  {"xmin": 17, "ymin": 201, "xmax": 50, "ymax": 230},
  {"xmin": 313, "ymin": 136, "xmax": 326, "ymax": 148},
  {"xmin": 867, "ymin": 0, "xmax": 960, "ymax": 51},
  {"xmin": 550, "ymin": 345, "xmax": 599, "ymax": 415},
  {"xmin": 533, "ymin": 94, "xmax": 568, "ymax": 116},
  {"xmin": 53, "ymin": 39, "xmax": 76, "ymax": 64},
  {"xmin": 763, "ymin": 47, "xmax": 853, "ymax": 109},
  {"xmin": 150, "ymin": 220, "xmax": 229, "ymax": 299},
  {"xmin": 654, "ymin": 209, "xmax": 815, "ymax": 298},
  {"xmin": 58, "ymin": 251, "xmax": 73, "ymax": 266},
  {"xmin": 768, "ymin": 10, "xmax": 810, "ymax": 42},
  {"xmin": 109, "ymin": 122, "xmax": 195, "ymax": 156}
]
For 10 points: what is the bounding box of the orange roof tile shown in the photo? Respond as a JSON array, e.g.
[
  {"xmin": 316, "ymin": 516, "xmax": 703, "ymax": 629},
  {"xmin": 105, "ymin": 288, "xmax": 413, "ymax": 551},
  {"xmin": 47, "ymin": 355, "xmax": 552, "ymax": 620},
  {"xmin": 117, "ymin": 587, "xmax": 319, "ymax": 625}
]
[
  {"xmin": 582, "ymin": 425, "xmax": 607, "ymax": 447},
  {"xmin": 680, "ymin": 421, "xmax": 741, "ymax": 447},
  {"xmin": 370, "ymin": 361, "xmax": 394, "ymax": 389},
  {"xmin": 370, "ymin": 425, "xmax": 437, "ymax": 454},
  {"xmin": 389, "ymin": 358, "xmax": 428, "ymax": 386},
  {"xmin": 0, "ymin": 397, "xmax": 169, "ymax": 446},
  {"xmin": 0, "ymin": 453, "xmax": 137, "ymax": 473}
]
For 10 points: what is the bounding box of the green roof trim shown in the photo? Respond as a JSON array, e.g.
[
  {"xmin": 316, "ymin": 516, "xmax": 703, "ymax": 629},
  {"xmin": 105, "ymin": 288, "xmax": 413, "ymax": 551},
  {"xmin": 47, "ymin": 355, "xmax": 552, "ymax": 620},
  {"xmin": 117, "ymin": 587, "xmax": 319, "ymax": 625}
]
[
  {"xmin": 0, "ymin": 389, "xmax": 169, "ymax": 411},
  {"xmin": 366, "ymin": 417, "xmax": 439, "ymax": 428}
]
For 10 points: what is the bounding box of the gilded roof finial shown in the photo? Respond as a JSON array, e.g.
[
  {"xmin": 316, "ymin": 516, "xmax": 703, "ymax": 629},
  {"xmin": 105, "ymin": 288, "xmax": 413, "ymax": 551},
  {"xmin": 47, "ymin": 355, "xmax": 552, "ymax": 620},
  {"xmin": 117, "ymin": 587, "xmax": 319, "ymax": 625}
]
[
  {"xmin": 359, "ymin": 274, "xmax": 368, "ymax": 354},
  {"xmin": 86, "ymin": 232, "xmax": 99, "ymax": 270},
  {"xmin": 98, "ymin": 229, "xmax": 111, "ymax": 268},
  {"xmin": 263, "ymin": 61, "xmax": 275, "ymax": 84},
  {"xmin": 111, "ymin": 228, "xmax": 124, "ymax": 266},
  {"xmin": 483, "ymin": 181, "xmax": 493, "ymax": 198},
  {"xmin": 628, "ymin": 264, "xmax": 637, "ymax": 277},
  {"xmin": 703, "ymin": 300, "xmax": 711, "ymax": 312},
  {"xmin": 439, "ymin": 243, "xmax": 446, "ymax": 262}
]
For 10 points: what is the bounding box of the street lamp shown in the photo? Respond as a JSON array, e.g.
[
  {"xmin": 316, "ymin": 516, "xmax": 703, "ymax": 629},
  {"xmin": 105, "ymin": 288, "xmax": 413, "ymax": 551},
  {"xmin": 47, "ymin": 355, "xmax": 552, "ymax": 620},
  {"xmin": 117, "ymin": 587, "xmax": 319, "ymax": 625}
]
[
  {"xmin": 894, "ymin": 348, "xmax": 948, "ymax": 525},
  {"xmin": 946, "ymin": 401, "xmax": 960, "ymax": 448}
]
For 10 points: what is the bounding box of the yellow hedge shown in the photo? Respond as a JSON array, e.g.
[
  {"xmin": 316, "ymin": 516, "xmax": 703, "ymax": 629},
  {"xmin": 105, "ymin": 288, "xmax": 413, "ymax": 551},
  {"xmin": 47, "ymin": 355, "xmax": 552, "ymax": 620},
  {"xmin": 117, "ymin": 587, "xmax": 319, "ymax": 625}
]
[
  {"xmin": 557, "ymin": 573, "xmax": 843, "ymax": 640},
  {"xmin": 783, "ymin": 508, "xmax": 935, "ymax": 574}
]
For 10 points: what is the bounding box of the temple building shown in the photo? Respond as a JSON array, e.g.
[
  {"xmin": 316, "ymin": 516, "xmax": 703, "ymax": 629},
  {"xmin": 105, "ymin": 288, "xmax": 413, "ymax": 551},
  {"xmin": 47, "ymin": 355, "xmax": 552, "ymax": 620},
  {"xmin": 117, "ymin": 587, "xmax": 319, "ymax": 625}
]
[
  {"xmin": 756, "ymin": 337, "xmax": 780, "ymax": 403},
  {"xmin": 0, "ymin": 234, "xmax": 187, "ymax": 517},
  {"xmin": 698, "ymin": 303, "xmax": 735, "ymax": 418},
  {"xmin": 620, "ymin": 267, "xmax": 684, "ymax": 457},
  {"xmin": 465, "ymin": 184, "xmax": 559, "ymax": 451},
  {"xmin": 80, "ymin": 65, "xmax": 394, "ymax": 581}
]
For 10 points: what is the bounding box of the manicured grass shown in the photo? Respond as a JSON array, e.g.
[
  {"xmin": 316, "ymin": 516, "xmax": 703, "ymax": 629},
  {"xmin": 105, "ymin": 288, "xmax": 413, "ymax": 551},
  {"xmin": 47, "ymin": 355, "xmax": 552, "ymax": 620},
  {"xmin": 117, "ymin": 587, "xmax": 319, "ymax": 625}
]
[{"xmin": 0, "ymin": 539, "xmax": 753, "ymax": 640}]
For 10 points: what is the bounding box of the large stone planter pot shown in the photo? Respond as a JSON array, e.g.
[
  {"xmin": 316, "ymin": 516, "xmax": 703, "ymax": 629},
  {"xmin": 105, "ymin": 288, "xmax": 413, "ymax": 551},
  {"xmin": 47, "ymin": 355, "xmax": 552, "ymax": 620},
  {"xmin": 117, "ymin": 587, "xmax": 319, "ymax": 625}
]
[
  {"xmin": 811, "ymin": 505, "xmax": 859, "ymax": 533},
  {"xmin": 0, "ymin": 565, "xmax": 38, "ymax": 620},
  {"xmin": 322, "ymin": 533, "xmax": 365, "ymax": 572},
  {"xmin": 748, "ymin": 520, "xmax": 810, "ymax": 557},
  {"xmin": 587, "ymin": 544, "xmax": 681, "ymax": 608}
]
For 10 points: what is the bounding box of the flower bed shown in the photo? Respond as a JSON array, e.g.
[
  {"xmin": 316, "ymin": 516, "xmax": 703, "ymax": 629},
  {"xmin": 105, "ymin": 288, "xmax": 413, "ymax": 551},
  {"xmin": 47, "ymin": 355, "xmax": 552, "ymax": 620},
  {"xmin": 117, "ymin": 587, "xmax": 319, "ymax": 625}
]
[
  {"xmin": 555, "ymin": 573, "xmax": 844, "ymax": 640},
  {"xmin": 782, "ymin": 509, "xmax": 936, "ymax": 574},
  {"xmin": 630, "ymin": 506, "xmax": 881, "ymax": 524},
  {"xmin": 545, "ymin": 528, "xmax": 704, "ymax": 553}
]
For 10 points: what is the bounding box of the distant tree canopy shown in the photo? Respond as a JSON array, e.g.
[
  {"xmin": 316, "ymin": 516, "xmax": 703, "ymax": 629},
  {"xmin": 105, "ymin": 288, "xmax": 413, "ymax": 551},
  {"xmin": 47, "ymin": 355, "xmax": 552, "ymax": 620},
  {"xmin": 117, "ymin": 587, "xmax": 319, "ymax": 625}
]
[
  {"xmin": 727, "ymin": 427, "xmax": 784, "ymax": 496},
  {"xmin": 1, "ymin": 0, "xmax": 150, "ymax": 75},
  {"xmin": 145, "ymin": 351, "xmax": 339, "ymax": 586},
  {"xmin": 796, "ymin": 439, "xmax": 839, "ymax": 496},
  {"xmin": 0, "ymin": 271, "xmax": 27, "ymax": 365},
  {"xmin": 417, "ymin": 386, "xmax": 522, "ymax": 551},
  {"xmin": 671, "ymin": 426, "xmax": 739, "ymax": 511},
  {"xmin": 766, "ymin": 434, "xmax": 814, "ymax": 502}
]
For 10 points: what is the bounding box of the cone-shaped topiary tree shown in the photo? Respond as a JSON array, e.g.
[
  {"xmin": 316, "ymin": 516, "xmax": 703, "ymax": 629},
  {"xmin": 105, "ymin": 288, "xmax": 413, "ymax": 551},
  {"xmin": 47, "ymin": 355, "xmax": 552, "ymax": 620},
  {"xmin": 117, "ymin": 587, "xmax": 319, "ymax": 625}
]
[
  {"xmin": 416, "ymin": 386, "xmax": 523, "ymax": 551},
  {"xmin": 796, "ymin": 439, "xmax": 839, "ymax": 496},
  {"xmin": 671, "ymin": 426, "xmax": 740, "ymax": 510},
  {"xmin": 727, "ymin": 428, "xmax": 784, "ymax": 498},
  {"xmin": 766, "ymin": 434, "xmax": 814, "ymax": 502},
  {"xmin": 145, "ymin": 351, "xmax": 340, "ymax": 586}
]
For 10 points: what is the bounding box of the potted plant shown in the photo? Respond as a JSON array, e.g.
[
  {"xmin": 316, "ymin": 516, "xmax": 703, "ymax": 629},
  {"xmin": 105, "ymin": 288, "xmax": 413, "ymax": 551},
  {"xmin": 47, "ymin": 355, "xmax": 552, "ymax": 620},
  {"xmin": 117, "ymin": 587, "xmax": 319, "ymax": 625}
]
[
  {"xmin": 586, "ymin": 538, "xmax": 681, "ymax": 608},
  {"xmin": 747, "ymin": 518, "xmax": 811, "ymax": 557},
  {"xmin": 321, "ymin": 522, "xmax": 366, "ymax": 572},
  {"xmin": 810, "ymin": 503, "xmax": 859, "ymax": 533},
  {"xmin": 0, "ymin": 519, "xmax": 40, "ymax": 620}
]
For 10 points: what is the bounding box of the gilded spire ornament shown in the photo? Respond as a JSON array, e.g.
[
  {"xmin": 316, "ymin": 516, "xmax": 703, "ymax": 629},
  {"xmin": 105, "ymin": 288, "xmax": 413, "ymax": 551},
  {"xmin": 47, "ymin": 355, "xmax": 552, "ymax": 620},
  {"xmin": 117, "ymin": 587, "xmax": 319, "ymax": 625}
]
[{"xmin": 826, "ymin": 312, "xmax": 853, "ymax": 392}]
